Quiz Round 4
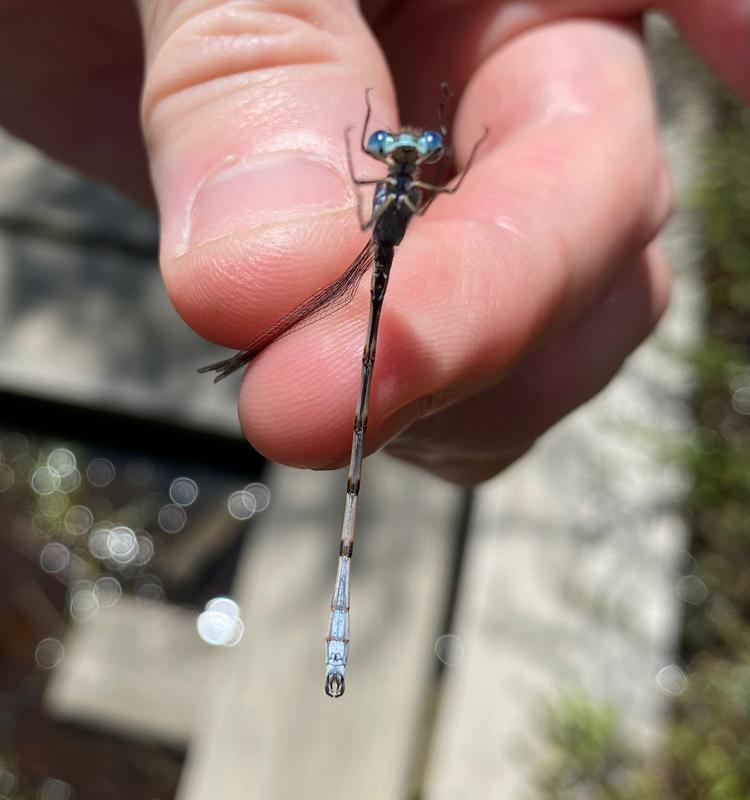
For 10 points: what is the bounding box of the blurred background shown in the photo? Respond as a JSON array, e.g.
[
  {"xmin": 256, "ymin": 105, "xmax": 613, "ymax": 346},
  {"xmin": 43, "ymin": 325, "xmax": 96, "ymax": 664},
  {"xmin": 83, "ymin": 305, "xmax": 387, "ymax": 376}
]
[{"xmin": 0, "ymin": 12, "xmax": 747, "ymax": 800}]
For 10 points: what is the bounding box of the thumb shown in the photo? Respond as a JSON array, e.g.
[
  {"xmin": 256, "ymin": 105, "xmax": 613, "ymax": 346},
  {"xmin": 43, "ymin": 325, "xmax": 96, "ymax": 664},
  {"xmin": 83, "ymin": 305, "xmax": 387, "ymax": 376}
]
[{"xmin": 135, "ymin": 0, "xmax": 391, "ymax": 345}]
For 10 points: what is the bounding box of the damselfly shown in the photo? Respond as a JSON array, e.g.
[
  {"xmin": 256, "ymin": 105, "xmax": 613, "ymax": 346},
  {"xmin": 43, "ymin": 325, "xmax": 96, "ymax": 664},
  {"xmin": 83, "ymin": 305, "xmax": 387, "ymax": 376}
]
[{"xmin": 199, "ymin": 84, "xmax": 487, "ymax": 697}]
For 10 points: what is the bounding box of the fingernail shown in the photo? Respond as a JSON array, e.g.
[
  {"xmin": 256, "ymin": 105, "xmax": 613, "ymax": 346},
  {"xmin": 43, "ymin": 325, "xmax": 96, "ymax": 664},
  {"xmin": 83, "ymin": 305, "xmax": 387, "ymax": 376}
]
[{"xmin": 182, "ymin": 152, "xmax": 351, "ymax": 254}]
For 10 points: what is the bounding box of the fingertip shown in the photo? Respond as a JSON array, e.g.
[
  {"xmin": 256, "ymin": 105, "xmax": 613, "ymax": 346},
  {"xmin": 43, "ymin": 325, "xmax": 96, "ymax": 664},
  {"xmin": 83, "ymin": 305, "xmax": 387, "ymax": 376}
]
[{"xmin": 237, "ymin": 324, "xmax": 363, "ymax": 467}]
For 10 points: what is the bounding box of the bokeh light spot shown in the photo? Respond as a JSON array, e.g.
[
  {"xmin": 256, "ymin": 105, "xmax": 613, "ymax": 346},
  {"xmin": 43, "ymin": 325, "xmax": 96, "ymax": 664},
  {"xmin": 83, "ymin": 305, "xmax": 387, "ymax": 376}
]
[
  {"xmin": 1, "ymin": 432, "xmax": 28, "ymax": 459},
  {"xmin": 731, "ymin": 386, "xmax": 750, "ymax": 415},
  {"xmin": 133, "ymin": 531, "xmax": 154, "ymax": 567},
  {"xmin": 197, "ymin": 611, "xmax": 241, "ymax": 646},
  {"xmin": 227, "ymin": 490, "xmax": 256, "ymax": 520},
  {"xmin": 65, "ymin": 505, "xmax": 94, "ymax": 536},
  {"xmin": 107, "ymin": 526, "xmax": 138, "ymax": 564},
  {"xmin": 35, "ymin": 638, "xmax": 65, "ymax": 669},
  {"xmin": 169, "ymin": 477, "xmax": 199, "ymax": 506},
  {"xmin": 58, "ymin": 467, "xmax": 82, "ymax": 494},
  {"xmin": 40, "ymin": 543, "xmax": 70, "ymax": 575},
  {"xmin": 158, "ymin": 504, "xmax": 186, "ymax": 534},
  {"xmin": 0, "ymin": 463, "xmax": 14, "ymax": 491},
  {"xmin": 47, "ymin": 448, "xmax": 76, "ymax": 477},
  {"xmin": 38, "ymin": 491, "xmax": 68, "ymax": 520},
  {"xmin": 223, "ymin": 618, "xmax": 245, "ymax": 647},
  {"xmin": 135, "ymin": 575, "xmax": 165, "ymax": 604},
  {"xmin": 69, "ymin": 581, "xmax": 99, "ymax": 623},
  {"xmin": 0, "ymin": 766, "xmax": 18, "ymax": 795},
  {"xmin": 244, "ymin": 482, "xmax": 271, "ymax": 513},
  {"xmin": 206, "ymin": 596, "xmax": 240, "ymax": 621},
  {"xmin": 95, "ymin": 576, "xmax": 122, "ymax": 608},
  {"xmin": 434, "ymin": 634, "xmax": 465, "ymax": 666},
  {"xmin": 38, "ymin": 777, "xmax": 73, "ymax": 800},
  {"xmin": 676, "ymin": 575, "xmax": 708, "ymax": 605},
  {"xmin": 86, "ymin": 457, "xmax": 115, "ymax": 487},
  {"xmin": 88, "ymin": 526, "xmax": 112, "ymax": 560},
  {"xmin": 655, "ymin": 664, "xmax": 688, "ymax": 695},
  {"xmin": 31, "ymin": 465, "xmax": 60, "ymax": 495},
  {"xmin": 197, "ymin": 596, "xmax": 244, "ymax": 646}
]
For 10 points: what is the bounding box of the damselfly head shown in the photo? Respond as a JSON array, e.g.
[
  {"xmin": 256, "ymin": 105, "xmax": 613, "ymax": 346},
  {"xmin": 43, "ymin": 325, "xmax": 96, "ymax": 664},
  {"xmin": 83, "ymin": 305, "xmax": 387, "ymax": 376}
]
[{"xmin": 365, "ymin": 129, "xmax": 444, "ymax": 164}]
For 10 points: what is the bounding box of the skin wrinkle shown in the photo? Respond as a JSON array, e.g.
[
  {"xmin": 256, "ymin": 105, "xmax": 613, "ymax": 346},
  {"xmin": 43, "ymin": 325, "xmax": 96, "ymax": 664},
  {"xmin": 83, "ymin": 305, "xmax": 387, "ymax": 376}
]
[
  {"xmin": 148, "ymin": 65, "xmax": 328, "ymax": 144},
  {"xmin": 140, "ymin": 1, "xmax": 365, "ymax": 120},
  {"xmin": 142, "ymin": 15, "xmax": 342, "ymax": 129},
  {"xmin": 138, "ymin": 0, "xmax": 338, "ymax": 49},
  {"xmin": 191, "ymin": 30, "xmax": 335, "ymax": 71}
]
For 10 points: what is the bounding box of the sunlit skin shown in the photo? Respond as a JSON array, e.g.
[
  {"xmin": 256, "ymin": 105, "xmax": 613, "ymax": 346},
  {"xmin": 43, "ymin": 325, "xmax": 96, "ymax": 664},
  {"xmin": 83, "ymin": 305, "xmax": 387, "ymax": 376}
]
[{"xmin": 1, "ymin": 0, "xmax": 747, "ymax": 485}]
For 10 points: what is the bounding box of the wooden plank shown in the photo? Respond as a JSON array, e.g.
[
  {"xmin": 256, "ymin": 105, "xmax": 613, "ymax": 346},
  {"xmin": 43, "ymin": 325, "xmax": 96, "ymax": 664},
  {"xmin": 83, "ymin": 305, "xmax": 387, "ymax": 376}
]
[
  {"xmin": 422, "ymin": 418, "xmax": 690, "ymax": 799},
  {"xmin": 0, "ymin": 129, "xmax": 240, "ymax": 437},
  {"xmin": 422, "ymin": 16, "xmax": 711, "ymax": 799},
  {"xmin": 0, "ymin": 130, "xmax": 157, "ymax": 247},
  {"xmin": 177, "ymin": 457, "xmax": 461, "ymax": 800},
  {"xmin": 45, "ymin": 596, "xmax": 212, "ymax": 746}
]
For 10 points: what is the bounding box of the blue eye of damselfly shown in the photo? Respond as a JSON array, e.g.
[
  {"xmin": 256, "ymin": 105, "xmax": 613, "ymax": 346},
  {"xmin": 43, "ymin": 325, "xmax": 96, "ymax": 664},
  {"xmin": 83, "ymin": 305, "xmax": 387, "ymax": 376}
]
[
  {"xmin": 366, "ymin": 130, "xmax": 392, "ymax": 157},
  {"xmin": 417, "ymin": 130, "xmax": 444, "ymax": 162}
]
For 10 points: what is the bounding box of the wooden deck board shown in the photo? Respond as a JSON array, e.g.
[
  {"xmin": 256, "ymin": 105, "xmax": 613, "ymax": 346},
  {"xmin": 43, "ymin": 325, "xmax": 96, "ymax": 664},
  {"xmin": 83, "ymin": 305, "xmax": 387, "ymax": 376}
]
[
  {"xmin": 0, "ymin": 129, "xmax": 239, "ymax": 437},
  {"xmin": 45, "ymin": 596, "xmax": 212, "ymax": 746},
  {"xmin": 177, "ymin": 459, "xmax": 461, "ymax": 800}
]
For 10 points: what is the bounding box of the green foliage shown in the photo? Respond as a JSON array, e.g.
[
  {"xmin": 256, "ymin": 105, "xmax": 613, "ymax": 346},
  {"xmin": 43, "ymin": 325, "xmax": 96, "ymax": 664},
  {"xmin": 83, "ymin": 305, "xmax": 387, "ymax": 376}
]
[
  {"xmin": 535, "ymin": 695, "xmax": 641, "ymax": 800},
  {"xmin": 666, "ymin": 657, "xmax": 750, "ymax": 799},
  {"xmin": 682, "ymin": 98, "xmax": 750, "ymax": 661},
  {"xmin": 691, "ymin": 103, "xmax": 750, "ymax": 314},
  {"xmin": 536, "ymin": 659, "xmax": 750, "ymax": 800}
]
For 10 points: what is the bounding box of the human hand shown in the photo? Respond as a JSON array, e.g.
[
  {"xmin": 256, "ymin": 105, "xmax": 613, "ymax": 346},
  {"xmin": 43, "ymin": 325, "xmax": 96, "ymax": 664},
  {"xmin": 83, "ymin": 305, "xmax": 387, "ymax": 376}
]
[{"xmin": 2, "ymin": 1, "xmax": 748, "ymax": 484}]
